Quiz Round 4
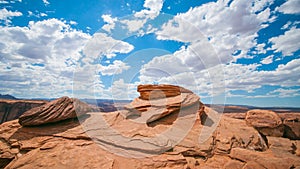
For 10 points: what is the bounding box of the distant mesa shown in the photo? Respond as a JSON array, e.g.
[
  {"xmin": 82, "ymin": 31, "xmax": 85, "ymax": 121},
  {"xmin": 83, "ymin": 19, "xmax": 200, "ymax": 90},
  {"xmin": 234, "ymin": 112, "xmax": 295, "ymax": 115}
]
[{"xmin": 0, "ymin": 94, "xmax": 18, "ymax": 100}]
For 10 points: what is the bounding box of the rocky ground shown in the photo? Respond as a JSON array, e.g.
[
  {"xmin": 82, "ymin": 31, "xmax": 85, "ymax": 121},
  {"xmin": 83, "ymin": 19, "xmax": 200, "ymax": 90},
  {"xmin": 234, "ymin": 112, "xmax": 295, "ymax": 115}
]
[{"xmin": 0, "ymin": 85, "xmax": 299, "ymax": 169}]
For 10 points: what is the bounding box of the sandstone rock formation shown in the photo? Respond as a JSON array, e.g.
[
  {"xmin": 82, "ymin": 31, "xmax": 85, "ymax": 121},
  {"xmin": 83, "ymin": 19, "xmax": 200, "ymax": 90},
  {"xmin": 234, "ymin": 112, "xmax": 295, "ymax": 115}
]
[
  {"xmin": 0, "ymin": 99, "xmax": 47, "ymax": 124},
  {"xmin": 18, "ymin": 97, "xmax": 93, "ymax": 126},
  {"xmin": 1, "ymin": 106, "xmax": 299, "ymax": 169},
  {"xmin": 0, "ymin": 85, "xmax": 299, "ymax": 168},
  {"xmin": 245, "ymin": 109, "xmax": 284, "ymax": 137},
  {"xmin": 283, "ymin": 116, "xmax": 300, "ymax": 140},
  {"xmin": 137, "ymin": 84, "xmax": 193, "ymax": 100},
  {"xmin": 123, "ymin": 84, "xmax": 202, "ymax": 123}
]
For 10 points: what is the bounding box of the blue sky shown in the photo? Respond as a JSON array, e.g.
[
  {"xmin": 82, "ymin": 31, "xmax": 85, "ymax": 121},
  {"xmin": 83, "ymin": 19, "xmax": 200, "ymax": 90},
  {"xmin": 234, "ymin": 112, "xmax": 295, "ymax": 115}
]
[{"xmin": 0, "ymin": 0, "xmax": 299, "ymax": 107}]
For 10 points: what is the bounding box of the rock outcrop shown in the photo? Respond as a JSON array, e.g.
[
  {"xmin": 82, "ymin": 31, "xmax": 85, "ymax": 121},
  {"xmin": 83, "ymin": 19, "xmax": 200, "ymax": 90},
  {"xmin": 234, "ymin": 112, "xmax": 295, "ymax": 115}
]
[
  {"xmin": 123, "ymin": 84, "xmax": 202, "ymax": 123},
  {"xmin": 1, "ymin": 106, "xmax": 299, "ymax": 169},
  {"xmin": 137, "ymin": 84, "xmax": 193, "ymax": 100},
  {"xmin": 283, "ymin": 117, "xmax": 300, "ymax": 140},
  {"xmin": 245, "ymin": 109, "xmax": 284, "ymax": 137},
  {"xmin": 18, "ymin": 97, "xmax": 92, "ymax": 126},
  {"xmin": 0, "ymin": 85, "xmax": 299, "ymax": 168},
  {"xmin": 0, "ymin": 99, "xmax": 47, "ymax": 124}
]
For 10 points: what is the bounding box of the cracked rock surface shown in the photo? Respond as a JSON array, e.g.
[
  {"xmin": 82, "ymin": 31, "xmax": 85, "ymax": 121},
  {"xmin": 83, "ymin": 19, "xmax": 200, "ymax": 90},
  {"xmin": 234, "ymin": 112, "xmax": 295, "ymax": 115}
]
[
  {"xmin": 1, "ymin": 107, "xmax": 299, "ymax": 168},
  {"xmin": 0, "ymin": 85, "xmax": 299, "ymax": 168}
]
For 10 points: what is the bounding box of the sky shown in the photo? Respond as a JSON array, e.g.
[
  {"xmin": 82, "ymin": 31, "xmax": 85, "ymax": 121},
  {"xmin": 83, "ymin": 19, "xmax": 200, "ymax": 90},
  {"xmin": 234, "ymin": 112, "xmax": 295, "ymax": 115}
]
[{"xmin": 0, "ymin": 0, "xmax": 299, "ymax": 107}]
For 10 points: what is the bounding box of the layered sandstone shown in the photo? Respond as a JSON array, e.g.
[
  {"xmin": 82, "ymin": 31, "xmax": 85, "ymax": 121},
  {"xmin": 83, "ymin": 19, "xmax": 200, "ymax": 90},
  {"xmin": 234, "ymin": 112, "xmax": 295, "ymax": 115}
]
[
  {"xmin": 0, "ymin": 99, "xmax": 47, "ymax": 124},
  {"xmin": 0, "ymin": 85, "xmax": 299, "ymax": 168},
  {"xmin": 245, "ymin": 109, "xmax": 284, "ymax": 137},
  {"xmin": 18, "ymin": 97, "xmax": 93, "ymax": 126},
  {"xmin": 123, "ymin": 84, "xmax": 202, "ymax": 123}
]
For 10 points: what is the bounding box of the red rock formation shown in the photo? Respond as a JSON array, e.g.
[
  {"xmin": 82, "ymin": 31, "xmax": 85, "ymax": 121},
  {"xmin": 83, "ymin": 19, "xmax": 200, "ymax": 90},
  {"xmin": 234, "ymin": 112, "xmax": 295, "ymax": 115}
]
[
  {"xmin": 123, "ymin": 84, "xmax": 201, "ymax": 123},
  {"xmin": 245, "ymin": 109, "xmax": 284, "ymax": 137},
  {"xmin": 18, "ymin": 97, "xmax": 92, "ymax": 126},
  {"xmin": 0, "ymin": 99, "xmax": 47, "ymax": 124},
  {"xmin": 0, "ymin": 85, "xmax": 299, "ymax": 168},
  {"xmin": 1, "ymin": 107, "xmax": 299, "ymax": 169},
  {"xmin": 137, "ymin": 84, "xmax": 192, "ymax": 100}
]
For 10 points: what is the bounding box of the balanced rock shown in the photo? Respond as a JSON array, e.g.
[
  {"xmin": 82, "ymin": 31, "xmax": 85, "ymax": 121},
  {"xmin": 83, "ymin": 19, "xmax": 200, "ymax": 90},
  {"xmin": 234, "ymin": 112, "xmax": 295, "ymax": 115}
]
[
  {"xmin": 18, "ymin": 96, "xmax": 92, "ymax": 126},
  {"xmin": 245, "ymin": 109, "xmax": 284, "ymax": 137},
  {"xmin": 123, "ymin": 84, "xmax": 202, "ymax": 123}
]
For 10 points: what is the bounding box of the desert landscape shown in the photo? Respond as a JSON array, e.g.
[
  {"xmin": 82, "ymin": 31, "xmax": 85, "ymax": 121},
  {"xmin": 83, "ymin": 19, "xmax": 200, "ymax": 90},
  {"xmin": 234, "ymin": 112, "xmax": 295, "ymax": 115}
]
[
  {"xmin": 1, "ymin": 0, "xmax": 300, "ymax": 168},
  {"xmin": 0, "ymin": 84, "xmax": 299, "ymax": 169}
]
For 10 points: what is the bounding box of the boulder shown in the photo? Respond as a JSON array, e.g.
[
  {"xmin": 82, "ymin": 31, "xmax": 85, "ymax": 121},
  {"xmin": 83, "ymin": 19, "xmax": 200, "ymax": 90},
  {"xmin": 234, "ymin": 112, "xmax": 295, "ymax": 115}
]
[
  {"xmin": 245, "ymin": 109, "xmax": 284, "ymax": 137},
  {"xmin": 18, "ymin": 97, "xmax": 92, "ymax": 126}
]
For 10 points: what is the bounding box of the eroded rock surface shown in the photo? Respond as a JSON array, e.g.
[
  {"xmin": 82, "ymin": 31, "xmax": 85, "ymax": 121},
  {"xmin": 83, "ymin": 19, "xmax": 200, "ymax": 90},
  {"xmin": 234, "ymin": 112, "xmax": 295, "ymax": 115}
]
[
  {"xmin": 123, "ymin": 84, "xmax": 202, "ymax": 123},
  {"xmin": 18, "ymin": 97, "xmax": 93, "ymax": 126},
  {"xmin": 0, "ymin": 85, "xmax": 299, "ymax": 169},
  {"xmin": 245, "ymin": 109, "xmax": 284, "ymax": 137},
  {"xmin": 137, "ymin": 84, "xmax": 193, "ymax": 100},
  {"xmin": 0, "ymin": 99, "xmax": 47, "ymax": 124}
]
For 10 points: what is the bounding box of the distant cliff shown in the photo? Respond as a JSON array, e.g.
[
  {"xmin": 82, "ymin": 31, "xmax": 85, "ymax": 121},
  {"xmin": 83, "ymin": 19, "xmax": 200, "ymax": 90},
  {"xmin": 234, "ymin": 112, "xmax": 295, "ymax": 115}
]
[{"xmin": 0, "ymin": 99, "xmax": 47, "ymax": 124}]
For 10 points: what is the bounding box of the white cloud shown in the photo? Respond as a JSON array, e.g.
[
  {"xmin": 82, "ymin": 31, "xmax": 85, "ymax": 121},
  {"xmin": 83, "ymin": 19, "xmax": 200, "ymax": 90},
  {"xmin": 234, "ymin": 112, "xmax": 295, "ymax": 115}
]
[
  {"xmin": 120, "ymin": 19, "xmax": 147, "ymax": 33},
  {"xmin": 269, "ymin": 88, "xmax": 300, "ymax": 98},
  {"xmin": 108, "ymin": 79, "xmax": 140, "ymax": 100},
  {"xmin": 120, "ymin": 0, "xmax": 163, "ymax": 34},
  {"xmin": 155, "ymin": 0, "xmax": 274, "ymax": 65},
  {"xmin": 83, "ymin": 32, "xmax": 134, "ymax": 61},
  {"xmin": 0, "ymin": 1, "xmax": 9, "ymax": 4},
  {"xmin": 42, "ymin": 0, "xmax": 50, "ymax": 5},
  {"xmin": 99, "ymin": 60, "xmax": 130, "ymax": 76},
  {"xmin": 134, "ymin": 0, "xmax": 163, "ymax": 19},
  {"xmin": 224, "ymin": 58, "xmax": 300, "ymax": 92},
  {"xmin": 269, "ymin": 27, "xmax": 300, "ymax": 56},
  {"xmin": 261, "ymin": 55, "xmax": 273, "ymax": 64},
  {"xmin": 0, "ymin": 8, "xmax": 22, "ymax": 24},
  {"xmin": 281, "ymin": 21, "xmax": 292, "ymax": 30},
  {"xmin": 277, "ymin": 0, "xmax": 300, "ymax": 14},
  {"xmin": 0, "ymin": 18, "xmax": 91, "ymax": 98},
  {"xmin": 101, "ymin": 14, "xmax": 117, "ymax": 32},
  {"xmin": 255, "ymin": 43, "xmax": 267, "ymax": 54},
  {"xmin": 28, "ymin": 10, "xmax": 48, "ymax": 18}
]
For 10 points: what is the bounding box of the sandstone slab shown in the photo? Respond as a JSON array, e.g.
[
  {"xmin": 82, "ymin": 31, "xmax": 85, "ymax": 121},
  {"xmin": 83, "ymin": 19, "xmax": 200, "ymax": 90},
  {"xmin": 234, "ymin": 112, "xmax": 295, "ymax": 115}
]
[{"xmin": 18, "ymin": 97, "xmax": 92, "ymax": 126}]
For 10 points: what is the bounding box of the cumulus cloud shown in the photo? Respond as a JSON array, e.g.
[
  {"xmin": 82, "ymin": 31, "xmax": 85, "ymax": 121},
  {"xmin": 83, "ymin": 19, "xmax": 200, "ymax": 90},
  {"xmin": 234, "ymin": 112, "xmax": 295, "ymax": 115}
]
[
  {"xmin": 225, "ymin": 58, "xmax": 300, "ymax": 92},
  {"xmin": 83, "ymin": 32, "xmax": 134, "ymax": 61},
  {"xmin": 42, "ymin": 0, "xmax": 50, "ymax": 5},
  {"xmin": 120, "ymin": 0, "xmax": 163, "ymax": 34},
  {"xmin": 261, "ymin": 55, "xmax": 273, "ymax": 64},
  {"xmin": 154, "ymin": 0, "xmax": 275, "ymax": 70},
  {"xmin": 269, "ymin": 88, "xmax": 300, "ymax": 98},
  {"xmin": 108, "ymin": 79, "xmax": 140, "ymax": 100},
  {"xmin": 99, "ymin": 60, "xmax": 130, "ymax": 76},
  {"xmin": 101, "ymin": 14, "xmax": 117, "ymax": 32},
  {"xmin": 134, "ymin": 0, "xmax": 163, "ymax": 19},
  {"xmin": 0, "ymin": 8, "xmax": 22, "ymax": 24},
  {"xmin": 277, "ymin": 0, "xmax": 300, "ymax": 14},
  {"xmin": 269, "ymin": 27, "xmax": 300, "ymax": 56},
  {"xmin": 0, "ymin": 18, "xmax": 91, "ymax": 98},
  {"xmin": 139, "ymin": 0, "xmax": 284, "ymax": 97}
]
